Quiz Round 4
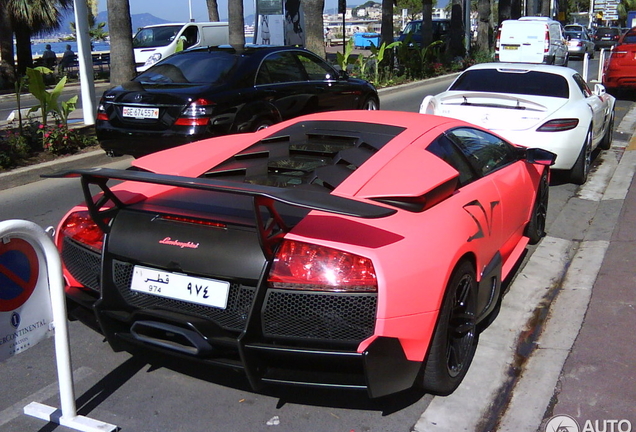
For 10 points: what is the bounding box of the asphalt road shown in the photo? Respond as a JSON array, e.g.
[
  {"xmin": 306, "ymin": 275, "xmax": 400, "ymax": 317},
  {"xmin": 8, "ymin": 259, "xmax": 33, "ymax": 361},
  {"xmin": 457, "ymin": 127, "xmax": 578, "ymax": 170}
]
[{"xmin": 1, "ymin": 57, "xmax": 634, "ymax": 432}]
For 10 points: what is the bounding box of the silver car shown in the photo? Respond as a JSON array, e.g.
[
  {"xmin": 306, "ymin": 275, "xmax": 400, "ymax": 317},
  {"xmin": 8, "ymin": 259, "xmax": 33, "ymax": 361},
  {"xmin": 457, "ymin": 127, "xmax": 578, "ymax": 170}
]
[{"xmin": 565, "ymin": 30, "xmax": 595, "ymax": 59}]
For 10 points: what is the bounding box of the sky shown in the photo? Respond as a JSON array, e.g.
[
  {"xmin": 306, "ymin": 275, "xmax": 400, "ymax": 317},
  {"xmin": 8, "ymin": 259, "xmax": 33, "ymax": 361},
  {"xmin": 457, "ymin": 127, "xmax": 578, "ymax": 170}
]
[{"xmin": 97, "ymin": 0, "xmax": 346, "ymax": 22}]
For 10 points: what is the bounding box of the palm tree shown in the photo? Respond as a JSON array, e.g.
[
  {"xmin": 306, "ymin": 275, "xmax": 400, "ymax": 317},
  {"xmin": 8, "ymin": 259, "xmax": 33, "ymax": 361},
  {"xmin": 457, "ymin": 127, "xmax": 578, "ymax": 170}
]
[
  {"xmin": 228, "ymin": 0, "xmax": 245, "ymax": 47},
  {"xmin": 5, "ymin": 0, "xmax": 73, "ymax": 75},
  {"xmin": 107, "ymin": 0, "xmax": 135, "ymax": 85},
  {"xmin": 304, "ymin": 0, "xmax": 325, "ymax": 57},
  {"xmin": 206, "ymin": 0, "xmax": 220, "ymax": 21},
  {"xmin": 476, "ymin": 0, "xmax": 491, "ymax": 51}
]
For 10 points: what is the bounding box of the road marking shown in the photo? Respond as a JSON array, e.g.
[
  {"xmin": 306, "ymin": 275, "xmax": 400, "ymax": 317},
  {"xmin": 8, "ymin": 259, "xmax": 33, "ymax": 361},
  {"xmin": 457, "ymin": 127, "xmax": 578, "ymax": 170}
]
[{"xmin": 0, "ymin": 366, "xmax": 94, "ymax": 428}]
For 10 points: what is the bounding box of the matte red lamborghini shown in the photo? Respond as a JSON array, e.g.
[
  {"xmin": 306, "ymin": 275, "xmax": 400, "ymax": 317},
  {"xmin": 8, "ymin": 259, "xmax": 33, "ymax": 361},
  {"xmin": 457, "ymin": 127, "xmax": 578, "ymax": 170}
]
[{"xmin": 50, "ymin": 111, "xmax": 555, "ymax": 398}]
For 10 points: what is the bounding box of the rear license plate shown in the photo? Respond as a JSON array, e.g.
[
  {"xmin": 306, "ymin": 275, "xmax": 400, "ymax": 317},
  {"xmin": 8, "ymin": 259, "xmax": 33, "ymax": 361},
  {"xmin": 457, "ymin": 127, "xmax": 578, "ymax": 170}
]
[
  {"xmin": 122, "ymin": 106, "xmax": 159, "ymax": 119},
  {"xmin": 130, "ymin": 265, "xmax": 230, "ymax": 309},
  {"xmin": 503, "ymin": 45, "xmax": 519, "ymax": 50}
]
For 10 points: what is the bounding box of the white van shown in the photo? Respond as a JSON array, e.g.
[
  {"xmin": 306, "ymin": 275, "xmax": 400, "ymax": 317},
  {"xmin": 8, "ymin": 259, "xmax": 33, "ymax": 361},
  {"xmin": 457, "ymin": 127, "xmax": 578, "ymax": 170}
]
[
  {"xmin": 495, "ymin": 17, "xmax": 568, "ymax": 66},
  {"xmin": 133, "ymin": 22, "xmax": 230, "ymax": 72}
]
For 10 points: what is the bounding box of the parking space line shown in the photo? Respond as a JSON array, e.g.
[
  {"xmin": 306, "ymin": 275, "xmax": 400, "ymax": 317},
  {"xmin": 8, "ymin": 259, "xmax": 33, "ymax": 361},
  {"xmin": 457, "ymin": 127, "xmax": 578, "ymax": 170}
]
[{"xmin": 0, "ymin": 366, "xmax": 94, "ymax": 429}]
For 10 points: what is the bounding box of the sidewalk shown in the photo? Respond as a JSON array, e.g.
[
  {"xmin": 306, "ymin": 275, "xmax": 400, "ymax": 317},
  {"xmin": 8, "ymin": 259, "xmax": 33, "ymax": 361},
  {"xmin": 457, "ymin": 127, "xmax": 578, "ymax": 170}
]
[{"xmin": 545, "ymin": 152, "xmax": 636, "ymax": 428}]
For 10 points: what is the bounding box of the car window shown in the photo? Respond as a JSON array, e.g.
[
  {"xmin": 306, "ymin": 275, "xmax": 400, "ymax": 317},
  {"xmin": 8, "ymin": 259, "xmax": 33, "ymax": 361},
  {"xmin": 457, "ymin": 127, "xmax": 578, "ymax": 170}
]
[
  {"xmin": 136, "ymin": 52, "xmax": 238, "ymax": 84},
  {"xmin": 296, "ymin": 52, "xmax": 336, "ymax": 81},
  {"xmin": 256, "ymin": 51, "xmax": 307, "ymax": 84},
  {"xmin": 572, "ymin": 73, "xmax": 592, "ymax": 97},
  {"xmin": 426, "ymin": 134, "xmax": 477, "ymax": 187},
  {"xmin": 133, "ymin": 25, "xmax": 183, "ymax": 48},
  {"xmin": 450, "ymin": 69, "xmax": 569, "ymax": 98},
  {"xmin": 445, "ymin": 127, "xmax": 517, "ymax": 176},
  {"xmin": 623, "ymin": 30, "xmax": 636, "ymax": 44}
]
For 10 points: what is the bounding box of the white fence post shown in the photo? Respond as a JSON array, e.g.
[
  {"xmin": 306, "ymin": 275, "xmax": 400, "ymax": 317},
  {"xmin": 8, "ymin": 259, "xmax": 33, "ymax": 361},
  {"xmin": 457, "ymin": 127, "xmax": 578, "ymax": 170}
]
[{"xmin": 0, "ymin": 219, "xmax": 118, "ymax": 432}]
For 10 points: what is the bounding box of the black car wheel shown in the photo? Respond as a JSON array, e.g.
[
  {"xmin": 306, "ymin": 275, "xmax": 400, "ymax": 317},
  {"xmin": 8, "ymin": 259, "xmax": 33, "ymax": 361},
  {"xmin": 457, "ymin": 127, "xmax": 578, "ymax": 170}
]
[
  {"xmin": 361, "ymin": 96, "xmax": 379, "ymax": 110},
  {"xmin": 419, "ymin": 260, "xmax": 478, "ymax": 395},
  {"xmin": 525, "ymin": 170, "xmax": 549, "ymax": 245},
  {"xmin": 599, "ymin": 111, "xmax": 614, "ymax": 150},
  {"xmin": 569, "ymin": 127, "xmax": 593, "ymax": 185}
]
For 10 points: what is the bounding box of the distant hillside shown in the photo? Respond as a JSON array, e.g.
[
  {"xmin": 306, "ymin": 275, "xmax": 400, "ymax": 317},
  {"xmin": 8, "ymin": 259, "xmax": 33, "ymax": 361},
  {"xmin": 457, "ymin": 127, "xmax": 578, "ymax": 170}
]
[{"xmin": 48, "ymin": 10, "xmax": 173, "ymax": 36}]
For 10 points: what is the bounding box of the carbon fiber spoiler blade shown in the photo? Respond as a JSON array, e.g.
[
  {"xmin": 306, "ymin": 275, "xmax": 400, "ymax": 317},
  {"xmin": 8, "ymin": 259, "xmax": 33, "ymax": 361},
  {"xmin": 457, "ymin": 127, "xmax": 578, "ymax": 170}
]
[{"xmin": 46, "ymin": 167, "xmax": 396, "ymax": 219}]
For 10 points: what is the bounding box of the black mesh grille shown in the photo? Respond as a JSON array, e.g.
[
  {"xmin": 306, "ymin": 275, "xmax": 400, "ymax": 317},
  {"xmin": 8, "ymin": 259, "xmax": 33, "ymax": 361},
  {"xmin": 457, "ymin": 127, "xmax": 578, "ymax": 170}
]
[
  {"xmin": 262, "ymin": 290, "xmax": 377, "ymax": 342},
  {"xmin": 61, "ymin": 238, "xmax": 101, "ymax": 292},
  {"xmin": 112, "ymin": 260, "xmax": 255, "ymax": 332}
]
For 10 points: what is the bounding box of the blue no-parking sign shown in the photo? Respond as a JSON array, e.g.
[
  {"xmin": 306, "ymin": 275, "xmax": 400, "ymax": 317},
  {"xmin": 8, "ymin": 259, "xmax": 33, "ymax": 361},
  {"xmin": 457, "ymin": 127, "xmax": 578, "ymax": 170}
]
[{"xmin": 0, "ymin": 236, "xmax": 53, "ymax": 362}]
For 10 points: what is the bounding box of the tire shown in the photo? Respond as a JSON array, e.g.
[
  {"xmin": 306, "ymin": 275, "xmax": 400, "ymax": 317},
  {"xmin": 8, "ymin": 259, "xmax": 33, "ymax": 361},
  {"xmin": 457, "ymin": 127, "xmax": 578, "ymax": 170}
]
[
  {"xmin": 569, "ymin": 128, "xmax": 593, "ymax": 185},
  {"xmin": 361, "ymin": 96, "xmax": 380, "ymax": 110},
  {"xmin": 525, "ymin": 170, "xmax": 549, "ymax": 245},
  {"xmin": 420, "ymin": 260, "xmax": 479, "ymax": 395},
  {"xmin": 599, "ymin": 111, "xmax": 615, "ymax": 150}
]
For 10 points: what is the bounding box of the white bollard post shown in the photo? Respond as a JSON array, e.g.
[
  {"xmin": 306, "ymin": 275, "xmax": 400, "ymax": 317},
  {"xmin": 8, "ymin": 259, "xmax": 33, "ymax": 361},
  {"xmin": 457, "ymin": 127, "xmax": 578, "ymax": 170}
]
[{"xmin": 0, "ymin": 220, "xmax": 118, "ymax": 432}]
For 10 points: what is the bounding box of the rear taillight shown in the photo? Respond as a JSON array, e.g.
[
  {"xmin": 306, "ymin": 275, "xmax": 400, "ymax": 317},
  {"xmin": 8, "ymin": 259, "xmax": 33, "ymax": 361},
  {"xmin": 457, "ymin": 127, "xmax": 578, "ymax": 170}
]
[
  {"xmin": 544, "ymin": 29, "xmax": 550, "ymax": 53},
  {"xmin": 537, "ymin": 118, "xmax": 579, "ymax": 132},
  {"xmin": 175, "ymin": 98, "xmax": 215, "ymax": 126},
  {"xmin": 268, "ymin": 240, "xmax": 377, "ymax": 292},
  {"xmin": 60, "ymin": 211, "xmax": 107, "ymax": 253},
  {"xmin": 96, "ymin": 103, "xmax": 108, "ymax": 121}
]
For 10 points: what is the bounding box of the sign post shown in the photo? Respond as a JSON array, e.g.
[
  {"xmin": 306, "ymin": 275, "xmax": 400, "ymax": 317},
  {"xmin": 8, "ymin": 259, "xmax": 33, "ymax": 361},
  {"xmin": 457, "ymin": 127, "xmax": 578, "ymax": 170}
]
[{"xmin": 0, "ymin": 220, "xmax": 117, "ymax": 432}]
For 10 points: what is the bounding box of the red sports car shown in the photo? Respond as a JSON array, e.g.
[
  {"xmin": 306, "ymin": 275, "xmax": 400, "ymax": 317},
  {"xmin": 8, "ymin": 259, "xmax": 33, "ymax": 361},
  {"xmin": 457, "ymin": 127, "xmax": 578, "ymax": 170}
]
[
  {"xmin": 50, "ymin": 111, "xmax": 555, "ymax": 398},
  {"xmin": 603, "ymin": 27, "xmax": 636, "ymax": 93}
]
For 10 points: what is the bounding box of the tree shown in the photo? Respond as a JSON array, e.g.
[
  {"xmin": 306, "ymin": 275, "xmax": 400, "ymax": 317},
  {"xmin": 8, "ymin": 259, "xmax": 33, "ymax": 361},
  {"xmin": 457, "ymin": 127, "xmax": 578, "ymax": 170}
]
[
  {"xmin": 381, "ymin": 0, "xmax": 394, "ymax": 48},
  {"xmin": 476, "ymin": 0, "xmax": 492, "ymax": 51},
  {"xmin": 5, "ymin": 0, "xmax": 73, "ymax": 75},
  {"xmin": 107, "ymin": 0, "xmax": 135, "ymax": 85},
  {"xmin": 228, "ymin": 0, "xmax": 245, "ymax": 47},
  {"xmin": 420, "ymin": 0, "xmax": 434, "ymax": 48},
  {"xmin": 206, "ymin": 0, "xmax": 220, "ymax": 21},
  {"xmin": 304, "ymin": 0, "xmax": 325, "ymax": 57}
]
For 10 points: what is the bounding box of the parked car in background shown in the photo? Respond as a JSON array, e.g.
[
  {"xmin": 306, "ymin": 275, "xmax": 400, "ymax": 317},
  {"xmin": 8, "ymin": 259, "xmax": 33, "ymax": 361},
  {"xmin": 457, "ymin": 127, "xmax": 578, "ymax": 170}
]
[
  {"xmin": 495, "ymin": 17, "xmax": 569, "ymax": 66},
  {"xmin": 96, "ymin": 45, "xmax": 380, "ymax": 157},
  {"xmin": 564, "ymin": 24, "xmax": 591, "ymax": 37},
  {"xmin": 420, "ymin": 63, "xmax": 616, "ymax": 184},
  {"xmin": 51, "ymin": 110, "xmax": 555, "ymax": 398},
  {"xmin": 395, "ymin": 19, "xmax": 451, "ymax": 47},
  {"xmin": 593, "ymin": 27, "xmax": 622, "ymax": 50},
  {"xmin": 603, "ymin": 27, "xmax": 636, "ymax": 93},
  {"xmin": 565, "ymin": 30, "xmax": 595, "ymax": 59}
]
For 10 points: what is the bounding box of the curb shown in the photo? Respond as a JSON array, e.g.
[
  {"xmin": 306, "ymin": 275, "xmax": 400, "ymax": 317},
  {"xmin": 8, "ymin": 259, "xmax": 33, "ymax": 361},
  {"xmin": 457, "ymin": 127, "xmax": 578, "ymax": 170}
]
[{"xmin": 0, "ymin": 150, "xmax": 127, "ymax": 192}]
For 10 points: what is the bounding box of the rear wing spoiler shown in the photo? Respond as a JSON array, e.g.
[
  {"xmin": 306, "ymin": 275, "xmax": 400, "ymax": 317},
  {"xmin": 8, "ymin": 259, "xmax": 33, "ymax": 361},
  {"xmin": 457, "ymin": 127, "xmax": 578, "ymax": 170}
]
[{"xmin": 45, "ymin": 168, "xmax": 396, "ymax": 257}]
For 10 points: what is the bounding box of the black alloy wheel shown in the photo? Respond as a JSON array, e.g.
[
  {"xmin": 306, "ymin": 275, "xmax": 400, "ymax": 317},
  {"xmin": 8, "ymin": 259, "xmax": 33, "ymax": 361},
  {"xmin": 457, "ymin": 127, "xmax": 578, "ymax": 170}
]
[
  {"xmin": 525, "ymin": 170, "xmax": 549, "ymax": 245},
  {"xmin": 420, "ymin": 260, "xmax": 479, "ymax": 395}
]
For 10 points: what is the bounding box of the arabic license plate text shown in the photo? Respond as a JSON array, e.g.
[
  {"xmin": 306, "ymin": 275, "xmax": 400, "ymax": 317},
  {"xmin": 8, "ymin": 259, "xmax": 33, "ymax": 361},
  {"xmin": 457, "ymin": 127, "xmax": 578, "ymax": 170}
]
[
  {"xmin": 131, "ymin": 265, "xmax": 230, "ymax": 309},
  {"xmin": 122, "ymin": 106, "xmax": 159, "ymax": 119}
]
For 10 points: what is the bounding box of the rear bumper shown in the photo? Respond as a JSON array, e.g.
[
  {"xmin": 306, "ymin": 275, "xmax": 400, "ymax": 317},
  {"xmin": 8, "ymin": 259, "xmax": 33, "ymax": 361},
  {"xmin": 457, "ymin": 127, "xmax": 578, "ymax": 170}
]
[{"xmin": 95, "ymin": 304, "xmax": 421, "ymax": 398}]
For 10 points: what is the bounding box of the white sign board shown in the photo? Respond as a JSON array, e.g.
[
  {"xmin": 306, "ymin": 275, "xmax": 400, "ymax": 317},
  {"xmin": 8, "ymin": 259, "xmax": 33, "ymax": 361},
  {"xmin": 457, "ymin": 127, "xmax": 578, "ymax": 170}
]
[{"xmin": 0, "ymin": 236, "xmax": 53, "ymax": 362}]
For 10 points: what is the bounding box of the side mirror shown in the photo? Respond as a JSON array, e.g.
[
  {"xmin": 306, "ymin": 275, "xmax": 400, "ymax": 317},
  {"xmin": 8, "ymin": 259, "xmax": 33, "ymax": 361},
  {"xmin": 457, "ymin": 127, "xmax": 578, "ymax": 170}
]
[
  {"xmin": 525, "ymin": 148, "xmax": 557, "ymax": 166},
  {"xmin": 593, "ymin": 83, "xmax": 607, "ymax": 96}
]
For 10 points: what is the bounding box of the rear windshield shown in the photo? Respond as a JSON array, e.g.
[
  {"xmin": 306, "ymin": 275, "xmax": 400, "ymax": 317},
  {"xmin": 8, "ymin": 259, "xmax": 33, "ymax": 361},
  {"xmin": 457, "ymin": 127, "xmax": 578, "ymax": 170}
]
[
  {"xmin": 135, "ymin": 51, "xmax": 239, "ymax": 84},
  {"xmin": 450, "ymin": 69, "xmax": 569, "ymax": 98},
  {"xmin": 133, "ymin": 25, "xmax": 183, "ymax": 48}
]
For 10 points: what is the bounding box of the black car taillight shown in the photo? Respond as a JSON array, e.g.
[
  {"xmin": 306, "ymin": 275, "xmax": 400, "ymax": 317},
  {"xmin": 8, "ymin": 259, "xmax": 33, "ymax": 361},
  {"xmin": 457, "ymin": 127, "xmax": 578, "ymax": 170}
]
[
  {"xmin": 97, "ymin": 103, "xmax": 108, "ymax": 121},
  {"xmin": 268, "ymin": 240, "xmax": 378, "ymax": 293},
  {"xmin": 60, "ymin": 211, "xmax": 108, "ymax": 253},
  {"xmin": 174, "ymin": 98, "xmax": 216, "ymax": 126},
  {"xmin": 537, "ymin": 118, "xmax": 579, "ymax": 132}
]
